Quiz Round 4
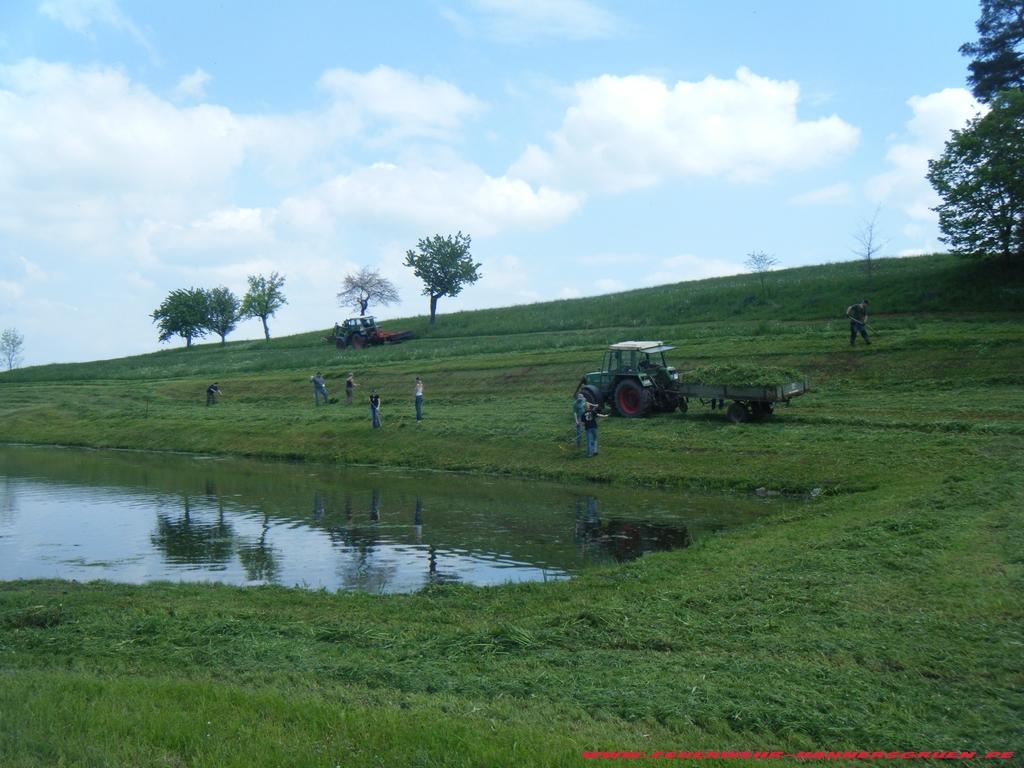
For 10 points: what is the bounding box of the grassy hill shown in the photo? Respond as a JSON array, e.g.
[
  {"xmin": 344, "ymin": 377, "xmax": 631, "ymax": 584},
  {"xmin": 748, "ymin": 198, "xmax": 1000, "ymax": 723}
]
[{"xmin": 1, "ymin": 253, "xmax": 1022, "ymax": 767}]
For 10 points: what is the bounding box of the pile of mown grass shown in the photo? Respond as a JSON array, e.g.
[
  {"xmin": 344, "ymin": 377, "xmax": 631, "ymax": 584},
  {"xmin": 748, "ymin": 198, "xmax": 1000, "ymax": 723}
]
[{"xmin": 682, "ymin": 363, "xmax": 805, "ymax": 387}]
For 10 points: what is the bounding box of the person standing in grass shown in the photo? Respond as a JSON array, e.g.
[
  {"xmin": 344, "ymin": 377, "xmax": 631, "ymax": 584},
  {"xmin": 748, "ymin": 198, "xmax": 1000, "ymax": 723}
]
[
  {"xmin": 206, "ymin": 382, "xmax": 221, "ymax": 406},
  {"xmin": 414, "ymin": 376, "xmax": 424, "ymax": 422},
  {"xmin": 311, "ymin": 371, "xmax": 328, "ymax": 406},
  {"xmin": 846, "ymin": 299, "xmax": 871, "ymax": 346},
  {"xmin": 573, "ymin": 392, "xmax": 587, "ymax": 447},
  {"xmin": 345, "ymin": 372, "xmax": 357, "ymax": 404},
  {"xmin": 581, "ymin": 402, "xmax": 606, "ymax": 458},
  {"xmin": 369, "ymin": 390, "xmax": 381, "ymax": 428}
]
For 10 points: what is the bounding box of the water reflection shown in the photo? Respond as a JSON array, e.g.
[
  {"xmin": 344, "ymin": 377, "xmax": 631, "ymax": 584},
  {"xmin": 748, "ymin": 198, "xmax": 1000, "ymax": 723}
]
[
  {"xmin": 574, "ymin": 497, "xmax": 694, "ymax": 563},
  {"xmin": 0, "ymin": 444, "xmax": 789, "ymax": 593},
  {"xmin": 150, "ymin": 496, "xmax": 235, "ymax": 568}
]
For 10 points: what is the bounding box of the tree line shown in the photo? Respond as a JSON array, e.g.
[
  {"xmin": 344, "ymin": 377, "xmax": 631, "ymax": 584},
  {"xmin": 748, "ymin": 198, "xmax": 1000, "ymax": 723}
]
[
  {"xmin": 151, "ymin": 272, "xmax": 287, "ymax": 348},
  {"xmin": 152, "ymin": 232, "xmax": 482, "ymax": 349}
]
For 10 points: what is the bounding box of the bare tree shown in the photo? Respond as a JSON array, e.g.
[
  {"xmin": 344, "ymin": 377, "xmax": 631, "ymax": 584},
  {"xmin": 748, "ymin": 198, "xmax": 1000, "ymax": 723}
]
[
  {"xmin": 744, "ymin": 251, "xmax": 779, "ymax": 299},
  {"xmin": 337, "ymin": 267, "xmax": 400, "ymax": 316},
  {"xmin": 1, "ymin": 327, "xmax": 25, "ymax": 370},
  {"xmin": 852, "ymin": 206, "xmax": 888, "ymax": 282}
]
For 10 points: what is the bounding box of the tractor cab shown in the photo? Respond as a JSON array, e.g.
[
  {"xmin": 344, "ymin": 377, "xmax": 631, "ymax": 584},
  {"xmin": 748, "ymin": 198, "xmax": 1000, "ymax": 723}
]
[{"xmin": 342, "ymin": 316, "xmax": 377, "ymax": 331}]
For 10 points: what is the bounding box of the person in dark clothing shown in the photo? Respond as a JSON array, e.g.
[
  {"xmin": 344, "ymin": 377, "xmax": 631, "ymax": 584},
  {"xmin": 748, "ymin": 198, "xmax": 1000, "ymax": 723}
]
[
  {"xmin": 581, "ymin": 402, "xmax": 606, "ymax": 457},
  {"xmin": 206, "ymin": 383, "xmax": 221, "ymax": 406},
  {"xmin": 369, "ymin": 390, "xmax": 381, "ymax": 428},
  {"xmin": 846, "ymin": 299, "xmax": 871, "ymax": 346}
]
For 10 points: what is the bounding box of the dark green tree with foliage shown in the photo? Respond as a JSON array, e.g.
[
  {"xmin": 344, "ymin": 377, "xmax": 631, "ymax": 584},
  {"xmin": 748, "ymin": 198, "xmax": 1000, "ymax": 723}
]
[
  {"xmin": 960, "ymin": 0, "xmax": 1024, "ymax": 103},
  {"xmin": 404, "ymin": 232, "xmax": 482, "ymax": 324},
  {"xmin": 240, "ymin": 272, "xmax": 287, "ymax": 340},
  {"xmin": 151, "ymin": 288, "xmax": 209, "ymax": 349},
  {"xmin": 204, "ymin": 286, "xmax": 241, "ymax": 344},
  {"xmin": 927, "ymin": 89, "xmax": 1024, "ymax": 259}
]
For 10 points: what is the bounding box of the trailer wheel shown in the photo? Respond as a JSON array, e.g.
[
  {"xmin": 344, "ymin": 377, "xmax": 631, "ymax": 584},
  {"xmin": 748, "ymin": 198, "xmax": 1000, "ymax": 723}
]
[
  {"xmin": 614, "ymin": 379, "xmax": 652, "ymax": 418},
  {"xmin": 351, "ymin": 334, "xmax": 366, "ymax": 350},
  {"xmin": 677, "ymin": 397, "xmax": 688, "ymax": 414},
  {"xmin": 726, "ymin": 402, "xmax": 750, "ymax": 424},
  {"xmin": 750, "ymin": 401, "xmax": 773, "ymax": 421}
]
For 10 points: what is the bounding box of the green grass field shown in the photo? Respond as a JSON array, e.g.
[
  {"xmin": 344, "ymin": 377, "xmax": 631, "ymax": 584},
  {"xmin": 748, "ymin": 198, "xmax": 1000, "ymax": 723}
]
[{"xmin": 1, "ymin": 253, "xmax": 1022, "ymax": 767}]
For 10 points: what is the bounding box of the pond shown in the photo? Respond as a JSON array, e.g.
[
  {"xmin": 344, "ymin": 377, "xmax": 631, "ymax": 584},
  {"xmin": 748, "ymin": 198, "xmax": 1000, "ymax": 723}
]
[{"xmin": 0, "ymin": 444, "xmax": 794, "ymax": 593}]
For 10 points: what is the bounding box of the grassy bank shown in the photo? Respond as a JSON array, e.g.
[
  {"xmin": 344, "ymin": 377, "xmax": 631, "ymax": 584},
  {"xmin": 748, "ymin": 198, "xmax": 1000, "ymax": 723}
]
[{"xmin": 1, "ymin": 253, "xmax": 1023, "ymax": 766}]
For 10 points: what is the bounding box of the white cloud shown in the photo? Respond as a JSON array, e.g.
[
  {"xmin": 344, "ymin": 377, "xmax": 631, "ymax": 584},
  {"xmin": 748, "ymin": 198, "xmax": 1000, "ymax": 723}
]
[
  {"xmin": 0, "ymin": 60, "xmax": 244, "ymax": 197},
  {"xmin": 594, "ymin": 278, "xmax": 624, "ymax": 293},
  {"xmin": 642, "ymin": 253, "xmax": 744, "ymax": 286},
  {"xmin": 146, "ymin": 207, "xmax": 278, "ymax": 257},
  {"xmin": 173, "ymin": 68, "xmax": 211, "ymax": 101},
  {"xmin": 463, "ymin": 0, "xmax": 620, "ymax": 41},
  {"xmin": 512, "ymin": 67, "xmax": 860, "ymax": 194},
  {"xmin": 0, "ymin": 60, "xmax": 513, "ymax": 252},
  {"xmin": 39, "ymin": 0, "xmax": 157, "ymax": 59},
  {"xmin": 0, "ymin": 280, "xmax": 24, "ymax": 302},
  {"xmin": 574, "ymin": 252, "xmax": 647, "ymax": 266},
  {"xmin": 19, "ymin": 256, "xmax": 49, "ymax": 280},
  {"xmin": 866, "ymin": 88, "xmax": 984, "ymax": 223},
  {"xmin": 313, "ymin": 161, "xmax": 581, "ymax": 236},
  {"xmin": 318, "ymin": 66, "xmax": 485, "ymax": 141},
  {"xmin": 788, "ymin": 183, "xmax": 852, "ymax": 206}
]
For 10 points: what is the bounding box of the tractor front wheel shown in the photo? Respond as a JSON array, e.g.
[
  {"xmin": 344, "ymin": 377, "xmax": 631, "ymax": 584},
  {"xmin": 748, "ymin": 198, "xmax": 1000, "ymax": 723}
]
[
  {"xmin": 576, "ymin": 384, "xmax": 603, "ymax": 408},
  {"xmin": 614, "ymin": 379, "xmax": 652, "ymax": 418}
]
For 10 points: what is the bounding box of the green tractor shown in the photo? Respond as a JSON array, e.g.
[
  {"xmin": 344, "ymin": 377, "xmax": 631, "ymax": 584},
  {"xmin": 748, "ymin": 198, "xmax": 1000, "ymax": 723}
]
[
  {"xmin": 327, "ymin": 316, "xmax": 414, "ymax": 350},
  {"xmin": 576, "ymin": 341, "xmax": 683, "ymax": 418}
]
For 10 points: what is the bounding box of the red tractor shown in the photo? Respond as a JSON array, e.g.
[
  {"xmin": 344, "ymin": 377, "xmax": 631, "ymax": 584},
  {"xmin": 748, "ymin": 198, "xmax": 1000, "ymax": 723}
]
[{"xmin": 327, "ymin": 316, "xmax": 414, "ymax": 350}]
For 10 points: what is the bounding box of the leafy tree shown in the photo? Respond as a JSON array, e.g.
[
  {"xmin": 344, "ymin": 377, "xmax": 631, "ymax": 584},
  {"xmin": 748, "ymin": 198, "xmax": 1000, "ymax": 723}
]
[
  {"xmin": 204, "ymin": 286, "xmax": 241, "ymax": 344},
  {"xmin": 744, "ymin": 251, "xmax": 779, "ymax": 299},
  {"xmin": 960, "ymin": 0, "xmax": 1024, "ymax": 103},
  {"xmin": 404, "ymin": 232, "xmax": 482, "ymax": 324},
  {"xmin": 1, "ymin": 327, "xmax": 24, "ymax": 370},
  {"xmin": 927, "ymin": 89, "xmax": 1024, "ymax": 259},
  {"xmin": 151, "ymin": 288, "xmax": 208, "ymax": 349},
  {"xmin": 337, "ymin": 267, "xmax": 400, "ymax": 316},
  {"xmin": 240, "ymin": 272, "xmax": 287, "ymax": 340}
]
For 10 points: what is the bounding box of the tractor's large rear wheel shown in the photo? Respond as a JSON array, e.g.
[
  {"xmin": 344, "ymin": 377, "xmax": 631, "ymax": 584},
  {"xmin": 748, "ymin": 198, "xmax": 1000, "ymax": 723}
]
[
  {"xmin": 614, "ymin": 379, "xmax": 652, "ymax": 418},
  {"xmin": 351, "ymin": 334, "xmax": 366, "ymax": 350}
]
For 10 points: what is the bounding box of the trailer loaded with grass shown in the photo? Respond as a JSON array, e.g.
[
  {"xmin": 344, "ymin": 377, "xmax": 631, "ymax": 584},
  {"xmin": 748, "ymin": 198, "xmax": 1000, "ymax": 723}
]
[{"xmin": 576, "ymin": 342, "xmax": 809, "ymax": 423}]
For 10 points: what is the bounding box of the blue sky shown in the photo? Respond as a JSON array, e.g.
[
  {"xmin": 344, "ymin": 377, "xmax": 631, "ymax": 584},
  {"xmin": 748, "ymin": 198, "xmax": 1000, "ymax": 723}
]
[{"xmin": 0, "ymin": 0, "xmax": 984, "ymax": 365}]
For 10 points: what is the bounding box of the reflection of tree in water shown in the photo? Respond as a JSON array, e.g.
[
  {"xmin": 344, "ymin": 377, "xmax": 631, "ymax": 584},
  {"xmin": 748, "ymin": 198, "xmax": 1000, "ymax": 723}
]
[
  {"xmin": 150, "ymin": 495, "xmax": 235, "ymax": 568},
  {"xmin": 574, "ymin": 496, "xmax": 693, "ymax": 563},
  {"xmin": 237, "ymin": 509, "xmax": 279, "ymax": 583},
  {"xmin": 0, "ymin": 476, "xmax": 17, "ymax": 522}
]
